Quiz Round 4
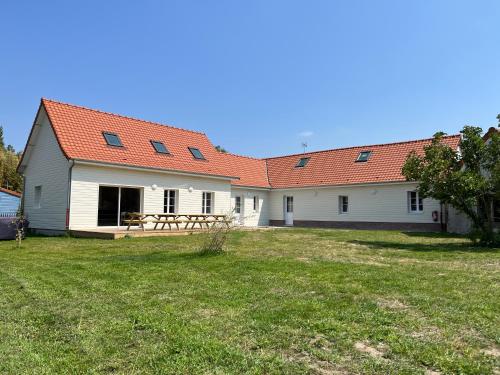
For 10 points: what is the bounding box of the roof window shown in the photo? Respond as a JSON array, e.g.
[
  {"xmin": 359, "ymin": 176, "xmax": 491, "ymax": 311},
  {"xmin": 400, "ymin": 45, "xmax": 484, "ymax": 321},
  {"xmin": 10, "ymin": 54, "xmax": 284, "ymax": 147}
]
[
  {"xmin": 151, "ymin": 140, "xmax": 169, "ymax": 154},
  {"xmin": 356, "ymin": 151, "xmax": 371, "ymax": 162},
  {"xmin": 295, "ymin": 157, "xmax": 310, "ymax": 168},
  {"xmin": 188, "ymin": 147, "xmax": 205, "ymax": 160},
  {"xmin": 103, "ymin": 132, "xmax": 123, "ymax": 147}
]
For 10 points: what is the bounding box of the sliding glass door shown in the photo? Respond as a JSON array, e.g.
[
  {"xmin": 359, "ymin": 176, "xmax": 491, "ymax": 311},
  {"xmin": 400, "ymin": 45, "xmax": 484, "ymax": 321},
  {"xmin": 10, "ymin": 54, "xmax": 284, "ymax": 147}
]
[{"xmin": 98, "ymin": 186, "xmax": 141, "ymax": 227}]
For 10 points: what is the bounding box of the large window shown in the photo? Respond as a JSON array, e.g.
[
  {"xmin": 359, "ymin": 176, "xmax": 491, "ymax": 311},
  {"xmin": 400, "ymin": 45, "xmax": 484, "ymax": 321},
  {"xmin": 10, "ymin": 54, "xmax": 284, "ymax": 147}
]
[
  {"xmin": 164, "ymin": 190, "xmax": 177, "ymax": 213},
  {"xmin": 408, "ymin": 191, "xmax": 423, "ymax": 212},
  {"xmin": 339, "ymin": 195, "xmax": 348, "ymax": 214},
  {"xmin": 34, "ymin": 185, "xmax": 42, "ymax": 209},
  {"xmin": 202, "ymin": 192, "xmax": 213, "ymax": 214}
]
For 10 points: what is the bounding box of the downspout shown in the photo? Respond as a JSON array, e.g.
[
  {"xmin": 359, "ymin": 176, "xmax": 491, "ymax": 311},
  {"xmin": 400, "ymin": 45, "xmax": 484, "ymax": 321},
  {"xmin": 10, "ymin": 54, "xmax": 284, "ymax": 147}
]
[
  {"xmin": 20, "ymin": 175, "xmax": 26, "ymax": 216},
  {"xmin": 66, "ymin": 160, "xmax": 75, "ymax": 230}
]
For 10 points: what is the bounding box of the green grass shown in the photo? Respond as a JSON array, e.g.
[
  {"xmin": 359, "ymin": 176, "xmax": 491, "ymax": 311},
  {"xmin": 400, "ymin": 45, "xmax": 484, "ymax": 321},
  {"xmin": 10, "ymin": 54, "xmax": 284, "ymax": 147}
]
[{"xmin": 0, "ymin": 229, "xmax": 498, "ymax": 374}]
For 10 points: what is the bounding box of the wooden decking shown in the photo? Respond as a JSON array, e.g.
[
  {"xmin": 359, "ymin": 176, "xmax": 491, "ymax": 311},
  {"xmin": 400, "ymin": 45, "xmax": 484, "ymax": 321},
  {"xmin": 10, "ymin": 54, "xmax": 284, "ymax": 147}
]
[{"xmin": 70, "ymin": 228, "xmax": 207, "ymax": 240}]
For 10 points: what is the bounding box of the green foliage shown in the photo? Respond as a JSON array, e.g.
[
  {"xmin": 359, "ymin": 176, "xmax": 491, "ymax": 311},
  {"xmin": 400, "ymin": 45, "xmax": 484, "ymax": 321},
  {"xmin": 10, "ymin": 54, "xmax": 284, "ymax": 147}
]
[
  {"xmin": 402, "ymin": 123, "xmax": 500, "ymax": 246},
  {"xmin": 215, "ymin": 145, "xmax": 228, "ymax": 153},
  {"xmin": 0, "ymin": 126, "xmax": 23, "ymax": 192}
]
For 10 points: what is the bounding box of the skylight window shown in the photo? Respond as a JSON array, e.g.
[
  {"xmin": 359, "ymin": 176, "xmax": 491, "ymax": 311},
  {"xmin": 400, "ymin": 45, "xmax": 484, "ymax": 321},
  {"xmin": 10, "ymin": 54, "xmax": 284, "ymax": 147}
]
[
  {"xmin": 188, "ymin": 147, "xmax": 205, "ymax": 160},
  {"xmin": 151, "ymin": 141, "xmax": 169, "ymax": 154},
  {"xmin": 296, "ymin": 157, "xmax": 310, "ymax": 168},
  {"xmin": 356, "ymin": 151, "xmax": 371, "ymax": 162},
  {"xmin": 103, "ymin": 132, "xmax": 123, "ymax": 147}
]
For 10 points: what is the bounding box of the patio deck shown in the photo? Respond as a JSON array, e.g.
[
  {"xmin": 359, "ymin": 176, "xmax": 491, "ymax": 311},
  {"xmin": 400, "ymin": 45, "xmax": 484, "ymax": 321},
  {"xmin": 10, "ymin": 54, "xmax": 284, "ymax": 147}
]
[
  {"xmin": 69, "ymin": 228, "xmax": 206, "ymax": 240},
  {"xmin": 69, "ymin": 226, "xmax": 277, "ymax": 240}
]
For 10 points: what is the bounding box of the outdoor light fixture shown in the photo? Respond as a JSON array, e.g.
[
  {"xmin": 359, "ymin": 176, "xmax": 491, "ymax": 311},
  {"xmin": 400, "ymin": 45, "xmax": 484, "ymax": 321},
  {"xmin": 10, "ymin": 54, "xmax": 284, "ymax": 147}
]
[
  {"xmin": 188, "ymin": 186, "xmax": 194, "ymax": 192},
  {"xmin": 151, "ymin": 184, "xmax": 158, "ymax": 190}
]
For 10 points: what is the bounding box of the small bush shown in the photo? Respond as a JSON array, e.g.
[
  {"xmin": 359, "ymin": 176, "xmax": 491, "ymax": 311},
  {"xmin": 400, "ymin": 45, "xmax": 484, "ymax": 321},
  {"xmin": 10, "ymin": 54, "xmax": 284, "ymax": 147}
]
[{"xmin": 198, "ymin": 220, "xmax": 233, "ymax": 255}]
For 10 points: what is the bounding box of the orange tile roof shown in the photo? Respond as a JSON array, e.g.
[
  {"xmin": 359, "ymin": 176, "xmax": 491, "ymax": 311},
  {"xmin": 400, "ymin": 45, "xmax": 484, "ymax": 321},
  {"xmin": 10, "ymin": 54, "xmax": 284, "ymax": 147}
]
[
  {"xmin": 27, "ymin": 99, "xmax": 461, "ymax": 189},
  {"xmin": 0, "ymin": 187, "xmax": 21, "ymax": 198},
  {"xmin": 264, "ymin": 135, "xmax": 461, "ymax": 189},
  {"xmin": 42, "ymin": 99, "xmax": 239, "ymax": 180},
  {"xmin": 219, "ymin": 152, "xmax": 270, "ymax": 188}
]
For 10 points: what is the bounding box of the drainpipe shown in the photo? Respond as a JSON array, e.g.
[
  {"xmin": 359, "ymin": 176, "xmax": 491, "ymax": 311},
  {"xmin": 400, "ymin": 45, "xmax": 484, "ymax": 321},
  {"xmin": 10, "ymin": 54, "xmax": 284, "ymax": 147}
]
[{"xmin": 66, "ymin": 160, "xmax": 75, "ymax": 230}]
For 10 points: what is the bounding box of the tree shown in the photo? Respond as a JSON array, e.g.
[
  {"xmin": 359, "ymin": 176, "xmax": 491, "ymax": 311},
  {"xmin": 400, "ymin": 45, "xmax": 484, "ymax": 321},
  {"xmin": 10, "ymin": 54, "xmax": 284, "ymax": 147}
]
[
  {"xmin": 0, "ymin": 126, "xmax": 23, "ymax": 192},
  {"xmin": 402, "ymin": 122, "xmax": 500, "ymax": 246},
  {"xmin": 215, "ymin": 145, "xmax": 228, "ymax": 153}
]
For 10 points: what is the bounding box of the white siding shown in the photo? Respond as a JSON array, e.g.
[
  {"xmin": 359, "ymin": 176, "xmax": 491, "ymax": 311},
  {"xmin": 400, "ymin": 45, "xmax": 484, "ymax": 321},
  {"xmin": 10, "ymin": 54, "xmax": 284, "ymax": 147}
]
[
  {"xmin": 69, "ymin": 164, "xmax": 231, "ymax": 229},
  {"xmin": 23, "ymin": 109, "xmax": 69, "ymax": 230},
  {"xmin": 269, "ymin": 183, "xmax": 441, "ymax": 224},
  {"xmin": 230, "ymin": 188, "xmax": 270, "ymax": 226}
]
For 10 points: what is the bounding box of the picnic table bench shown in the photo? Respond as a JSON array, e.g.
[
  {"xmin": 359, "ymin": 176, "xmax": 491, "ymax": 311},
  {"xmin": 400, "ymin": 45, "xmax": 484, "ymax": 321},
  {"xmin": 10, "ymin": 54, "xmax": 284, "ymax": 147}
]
[{"xmin": 124, "ymin": 213, "xmax": 230, "ymax": 231}]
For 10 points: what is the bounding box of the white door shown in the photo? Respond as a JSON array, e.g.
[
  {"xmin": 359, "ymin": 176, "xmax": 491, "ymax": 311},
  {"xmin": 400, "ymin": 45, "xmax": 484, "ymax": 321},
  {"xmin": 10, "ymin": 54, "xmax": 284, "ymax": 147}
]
[
  {"xmin": 284, "ymin": 196, "xmax": 294, "ymax": 226},
  {"xmin": 234, "ymin": 196, "xmax": 244, "ymax": 225}
]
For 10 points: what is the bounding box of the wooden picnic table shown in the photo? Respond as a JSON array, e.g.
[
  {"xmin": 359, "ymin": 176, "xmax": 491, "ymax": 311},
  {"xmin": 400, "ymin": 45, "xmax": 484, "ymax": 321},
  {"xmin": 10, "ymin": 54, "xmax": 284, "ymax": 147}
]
[{"xmin": 124, "ymin": 213, "xmax": 229, "ymax": 231}]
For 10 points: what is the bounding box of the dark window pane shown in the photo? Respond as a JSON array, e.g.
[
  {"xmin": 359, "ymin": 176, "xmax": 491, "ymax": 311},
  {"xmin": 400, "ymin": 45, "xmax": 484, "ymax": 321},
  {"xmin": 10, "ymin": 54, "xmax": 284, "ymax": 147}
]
[
  {"xmin": 103, "ymin": 132, "xmax": 123, "ymax": 147},
  {"xmin": 189, "ymin": 147, "xmax": 205, "ymax": 160},
  {"xmin": 356, "ymin": 151, "xmax": 371, "ymax": 162},
  {"xmin": 151, "ymin": 141, "xmax": 169, "ymax": 154},
  {"xmin": 296, "ymin": 157, "xmax": 310, "ymax": 168}
]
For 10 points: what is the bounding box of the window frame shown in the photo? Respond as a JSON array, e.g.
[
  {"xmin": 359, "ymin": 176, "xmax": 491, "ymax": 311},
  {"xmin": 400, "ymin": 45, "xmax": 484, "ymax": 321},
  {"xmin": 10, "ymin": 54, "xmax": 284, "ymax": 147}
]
[
  {"xmin": 151, "ymin": 140, "xmax": 170, "ymax": 155},
  {"xmin": 234, "ymin": 196, "xmax": 242, "ymax": 214},
  {"xmin": 202, "ymin": 192, "xmax": 214, "ymax": 214},
  {"xmin": 34, "ymin": 185, "xmax": 42, "ymax": 209},
  {"xmin": 253, "ymin": 195, "xmax": 259, "ymax": 212},
  {"xmin": 188, "ymin": 147, "xmax": 206, "ymax": 160},
  {"xmin": 408, "ymin": 191, "xmax": 424, "ymax": 213},
  {"xmin": 164, "ymin": 189, "xmax": 177, "ymax": 214},
  {"xmin": 102, "ymin": 132, "xmax": 123, "ymax": 147},
  {"xmin": 355, "ymin": 150, "xmax": 371, "ymax": 162},
  {"xmin": 339, "ymin": 195, "xmax": 348, "ymax": 214},
  {"xmin": 295, "ymin": 157, "xmax": 310, "ymax": 168}
]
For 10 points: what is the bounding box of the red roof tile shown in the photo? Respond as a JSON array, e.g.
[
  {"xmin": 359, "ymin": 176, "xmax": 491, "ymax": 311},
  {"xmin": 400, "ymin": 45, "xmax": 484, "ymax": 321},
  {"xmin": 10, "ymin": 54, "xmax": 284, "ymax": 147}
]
[
  {"xmin": 0, "ymin": 187, "xmax": 22, "ymax": 198},
  {"xmin": 264, "ymin": 135, "xmax": 461, "ymax": 189},
  {"xmin": 28, "ymin": 99, "xmax": 461, "ymax": 189},
  {"xmin": 41, "ymin": 99, "xmax": 239, "ymax": 180},
  {"xmin": 219, "ymin": 153, "xmax": 270, "ymax": 188}
]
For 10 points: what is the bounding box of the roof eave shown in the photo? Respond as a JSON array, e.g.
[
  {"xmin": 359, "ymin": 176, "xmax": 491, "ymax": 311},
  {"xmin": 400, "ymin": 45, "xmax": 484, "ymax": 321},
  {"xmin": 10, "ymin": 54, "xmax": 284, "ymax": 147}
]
[{"xmin": 72, "ymin": 159, "xmax": 240, "ymax": 181}]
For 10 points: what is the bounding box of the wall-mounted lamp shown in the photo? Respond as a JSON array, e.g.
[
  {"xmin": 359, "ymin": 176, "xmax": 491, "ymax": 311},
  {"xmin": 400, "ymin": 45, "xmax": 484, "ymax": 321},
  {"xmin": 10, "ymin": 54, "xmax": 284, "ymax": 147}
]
[
  {"xmin": 188, "ymin": 186, "xmax": 194, "ymax": 193},
  {"xmin": 151, "ymin": 184, "xmax": 158, "ymax": 190}
]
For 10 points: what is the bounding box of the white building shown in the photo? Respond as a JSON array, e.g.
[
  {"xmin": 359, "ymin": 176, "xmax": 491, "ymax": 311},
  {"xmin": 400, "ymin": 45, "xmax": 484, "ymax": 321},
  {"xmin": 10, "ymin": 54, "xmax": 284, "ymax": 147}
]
[{"xmin": 18, "ymin": 99, "xmax": 464, "ymax": 235}]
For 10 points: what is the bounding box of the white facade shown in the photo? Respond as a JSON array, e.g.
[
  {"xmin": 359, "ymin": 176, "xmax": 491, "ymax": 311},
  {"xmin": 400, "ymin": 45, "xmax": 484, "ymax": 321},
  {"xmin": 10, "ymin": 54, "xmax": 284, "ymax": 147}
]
[
  {"xmin": 230, "ymin": 187, "xmax": 270, "ymax": 227},
  {"xmin": 22, "ymin": 109, "xmax": 70, "ymax": 231},
  {"xmin": 269, "ymin": 183, "xmax": 442, "ymax": 226},
  {"xmin": 69, "ymin": 163, "xmax": 232, "ymax": 229}
]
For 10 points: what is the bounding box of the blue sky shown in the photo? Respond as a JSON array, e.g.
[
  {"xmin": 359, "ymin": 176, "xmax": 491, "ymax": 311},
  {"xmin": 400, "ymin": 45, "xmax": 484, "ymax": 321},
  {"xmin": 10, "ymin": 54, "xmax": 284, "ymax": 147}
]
[{"xmin": 1, "ymin": 1, "xmax": 499, "ymax": 157}]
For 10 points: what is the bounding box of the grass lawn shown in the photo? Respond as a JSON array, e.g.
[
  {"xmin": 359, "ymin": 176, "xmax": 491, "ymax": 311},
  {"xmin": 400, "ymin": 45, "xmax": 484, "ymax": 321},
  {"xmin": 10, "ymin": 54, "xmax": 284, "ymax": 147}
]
[{"xmin": 0, "ymin": 229, "xmax": 499, "ymax": 374}]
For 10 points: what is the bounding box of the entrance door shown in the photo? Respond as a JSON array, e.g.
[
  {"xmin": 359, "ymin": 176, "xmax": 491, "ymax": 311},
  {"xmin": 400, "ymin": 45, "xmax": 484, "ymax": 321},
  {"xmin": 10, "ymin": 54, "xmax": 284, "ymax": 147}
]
[
  {"xmin": 98, "ymin": 187, "xmax": 119, "ymax": 226},
  {"xmin": 234, "ymin": 196, "xmax": 244, "ymax": 225},
  {"xmin": 284, "ymin": 196, "xmax": 294, "ymax": 226},
  {"xmin": 98, "ymin": 186, "xmax": 141, "ymax": 227},
  {"xmin": 119, "ymin": 188, "xmax": 141, "ymax": 226}
]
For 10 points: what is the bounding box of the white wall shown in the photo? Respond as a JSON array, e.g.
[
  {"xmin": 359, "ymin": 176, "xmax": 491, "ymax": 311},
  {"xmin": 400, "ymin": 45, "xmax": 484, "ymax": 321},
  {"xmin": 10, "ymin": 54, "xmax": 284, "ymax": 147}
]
[
  {"xmin": 23, "ymin": 109, "xmax": 69, "ymax": 231},
  {"xmin": 69, "ymin": 164, "xmax": 232, "ymax": 229},
  {"xmin": 230, "ymin": 188, "xmax": 270, "ymax": 226},
  {"xmin": 269, "ymin": 183, "xmax": 441, "ymax": 224}
]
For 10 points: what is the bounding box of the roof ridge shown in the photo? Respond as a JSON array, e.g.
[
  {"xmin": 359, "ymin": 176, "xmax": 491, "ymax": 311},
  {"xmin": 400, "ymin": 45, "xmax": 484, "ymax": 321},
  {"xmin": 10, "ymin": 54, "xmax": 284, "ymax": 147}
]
[
  {"xmin": 264, "ymin": 134, "xmax": 461, "ymax": 160},
  {"xmin": 221, "ymin": 151, "xmax": 264, "ymax": 161},
  {"xmin": 41, "ymin": 98, "xmax": 206, "ymax": 136}
]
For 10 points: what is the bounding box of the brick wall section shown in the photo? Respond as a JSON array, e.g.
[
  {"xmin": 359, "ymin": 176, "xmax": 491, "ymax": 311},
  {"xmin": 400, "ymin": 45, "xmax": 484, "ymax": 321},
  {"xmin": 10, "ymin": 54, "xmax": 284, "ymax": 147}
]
[{"xmin": 269, "ymin": 220, "xmax": 442, "ymax": 232}]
